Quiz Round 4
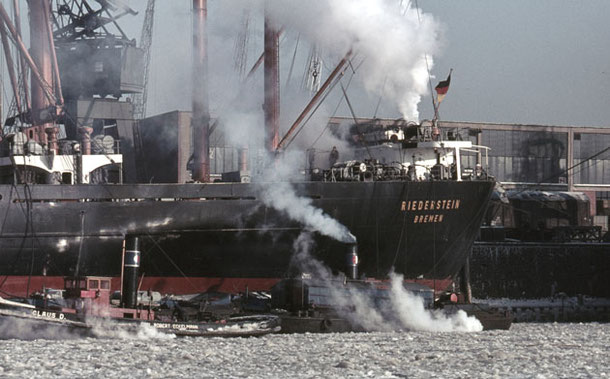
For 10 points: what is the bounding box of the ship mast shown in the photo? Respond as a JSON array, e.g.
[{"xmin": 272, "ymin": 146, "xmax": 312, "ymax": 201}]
[
  {"xmin": 27, "ymin": 0, "xmax": 59, "ymax": 151},
  {"xmin": 191, "ymin": 0, "xmax": 211, "ymax": 182},
  {"xmin": 263, "ymin": 8, "xmax": 280, "ymax": 152}
]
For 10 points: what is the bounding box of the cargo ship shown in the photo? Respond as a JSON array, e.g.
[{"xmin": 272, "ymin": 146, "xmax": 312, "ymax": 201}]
[{"xmin": 0, "ymin": 1, "xmax": 494, "ymax": 297}]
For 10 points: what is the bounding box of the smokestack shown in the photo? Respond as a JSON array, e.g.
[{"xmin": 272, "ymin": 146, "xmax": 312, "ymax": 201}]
[
  {"xmin": 263, "ymin": 10, "xmax": 280, "ymax": 151},
  {"xmin": 346, "ymin": 243, "xmax": 359, "ymax": 280},
  {"xmin": 27, "ymin": 0, "xmax": 54, "ymax": 147},
  {"xmin": 192, "ymin": 0, "xmax": 210, "ymax": 182},
  {"xmin": 121, "ymin": 235, "xmax": 141, "ymax": 309}
]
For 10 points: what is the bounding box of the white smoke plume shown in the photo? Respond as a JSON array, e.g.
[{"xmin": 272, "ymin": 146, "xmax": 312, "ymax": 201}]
[
  {"xmin": 144, "ymin": 1, "xmax": 442, "ymax": 125},
  {"xmin": 257, "ymin": 152, "xmax": 355, "ymax": 243},
  {"xmin": 265, "ymin": 0, "xmax": 442, "ymax": 120},
  {"xmin": 291, "ymin": 232, "xmax": 482, "ymax": 332},
  {"xmin": 206, "ymin": 0, "xmax": 442, "ymax": 152}
]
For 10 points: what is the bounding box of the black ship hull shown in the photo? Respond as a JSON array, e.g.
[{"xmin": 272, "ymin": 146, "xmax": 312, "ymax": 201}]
[{"xmin": 0, "ymin": 180, "xmax": 494, "ymax": 296}]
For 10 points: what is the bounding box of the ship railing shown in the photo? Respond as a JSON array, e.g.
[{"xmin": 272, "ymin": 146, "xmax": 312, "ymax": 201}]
[{"xmin": 461, "ymin": 145, "xmax": 491, "ymax": 176}]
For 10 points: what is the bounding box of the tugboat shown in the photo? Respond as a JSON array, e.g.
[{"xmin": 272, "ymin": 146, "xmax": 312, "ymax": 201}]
[
  {"xmin": 0, "ymin": 236, "xmax": 280, "ymax": 339},
  {"xmin": 270, "ymin": 244, "xmax": 512, "ymax": 332}
]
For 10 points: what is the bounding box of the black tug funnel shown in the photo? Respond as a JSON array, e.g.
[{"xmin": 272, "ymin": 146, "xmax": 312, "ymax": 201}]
[
  {"xmin": 121, "ymin": 235, "xmax": 140, "ymax": 309},
  {"xmin": 346, "ymin": 242, "xmax": 359, "ymax": 280}
]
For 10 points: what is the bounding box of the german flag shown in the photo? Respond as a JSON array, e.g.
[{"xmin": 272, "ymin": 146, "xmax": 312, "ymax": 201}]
[{"xmin": 435, "ymin": 69, "xmax": 452, "ymax": 104}]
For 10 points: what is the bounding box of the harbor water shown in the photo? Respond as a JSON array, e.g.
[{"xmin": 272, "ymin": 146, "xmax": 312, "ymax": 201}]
[{"xmin": 0, "ymin": 323, "xmax": 607, "ymax": 378}]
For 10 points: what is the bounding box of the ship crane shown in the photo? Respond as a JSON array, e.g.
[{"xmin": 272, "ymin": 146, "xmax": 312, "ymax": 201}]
[
  {"xmin": 0, "ymin": 0, "xmax": 144, "ymax": 183},
  {"xmin": 52, "ymin": 0, "xmax": 137, "ymax": 43},
  {"xmin": 132, "ymin": 0, "xmax": 155, "ymax": 121},
  {"xmin": 131, "ymin": 0, "xmax": 155, "ymax": 181}
]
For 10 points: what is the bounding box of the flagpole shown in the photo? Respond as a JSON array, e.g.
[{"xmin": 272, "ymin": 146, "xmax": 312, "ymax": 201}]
[
  {"xmin": 433, "ymin": 68, "xmax": 453, "ymax": 126},
  {"xmin": 433, "ymin": 97, "xmax": 440, "ymax": 126}
]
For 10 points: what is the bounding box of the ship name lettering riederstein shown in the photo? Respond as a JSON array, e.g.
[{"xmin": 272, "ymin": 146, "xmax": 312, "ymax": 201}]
[{"xmin": 400, "ymin": 199, "xmax": 461, "ymax": 223}]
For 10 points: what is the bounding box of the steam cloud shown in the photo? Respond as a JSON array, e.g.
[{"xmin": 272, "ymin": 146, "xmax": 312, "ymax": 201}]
[
  {"xmin": 206, "ymin": 0, "xmax": 442, "ymax": 152},
  {"xmin": 264, "ymin": 0, "xmax": 441, "ymax": 120},
  {"xmin": 259, "ymin": 181, "xmax": 355, "ymax": 243},
  {"xmin": 291, "ymin": 232, "xmax": 483, "ymax": 333},
  {"xmin": 257, "ymin": 152, "xmax": 355, "ymax": 243},
  {"xmin": 0, "ymin": 308, "xmax": 175, "ymax": 340}
]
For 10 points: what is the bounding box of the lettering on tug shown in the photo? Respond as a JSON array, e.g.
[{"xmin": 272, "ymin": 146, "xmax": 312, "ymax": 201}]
[
  {"xmin": 32, "ymin": 310, "xmax": 65, "ymax": 320},
  {"xmin": 400, "ymin": 199, "xmax": 461, "ymax": 224}
]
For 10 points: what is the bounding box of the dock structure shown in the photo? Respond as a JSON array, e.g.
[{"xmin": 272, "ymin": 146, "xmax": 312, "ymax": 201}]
[
  {"xmin": 470, "ymin": 242, "xmax": 610, "ymax": 299},
  {"xmin": 481, "ymin": 297, "xmax": 610, "ymax": 323}
]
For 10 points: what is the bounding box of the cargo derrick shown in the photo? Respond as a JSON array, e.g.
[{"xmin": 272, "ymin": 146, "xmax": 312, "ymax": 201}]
[{"xmin": 0, "ymin": 1, "xmax": 62, "ymax": 144}]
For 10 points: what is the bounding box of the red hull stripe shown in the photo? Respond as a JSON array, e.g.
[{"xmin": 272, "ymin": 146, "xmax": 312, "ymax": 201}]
[{"xmin": 0, "ymin": 276, "xmax": 454, "ymax": 297}]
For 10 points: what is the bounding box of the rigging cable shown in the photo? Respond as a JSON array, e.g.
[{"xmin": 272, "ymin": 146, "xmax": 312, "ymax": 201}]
[
  {"xmin": 145, "ymin": 233, "xmax": 200, "ymax": 293},
  {"xmin": 284, "ymin": 33, "xmax": 300, "ymax": 90},
  {"xmin": 282, "ymin": 55, "xmax": 360, "ymax": 150},
  {"xmin": 25, "ymin": 183, "xmax": 34, "ymax": 297},
  {"xmin": 432, "ymin": 182, "xmax": 436, "ymax": 295},
  {"xmin": 372, "ymin": 76, "xmax": 388, "ymax": 119},
  {"xmin": 339, "ymin": 81, "xmax": 374, "ymax": 160},
  {"xmin": 73, "ymin": 210, "xmax": 86, "ymax": 277},
  {"xmin": 391, "ymin": 183, "xmax": 410, "ymax": 269},
  {"xmin": 307, "ymin": 57, "xmax": 366, "ymax": 149}
]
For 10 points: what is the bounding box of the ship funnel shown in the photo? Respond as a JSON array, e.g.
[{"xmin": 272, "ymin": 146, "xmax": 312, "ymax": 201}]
[
  {"xmin": 121, "ymin": 235, "xmax": 141, "ymax": 309},
  {"xmin": 346, "ymin": 242, "xmax": 359, "ymax": 280}
]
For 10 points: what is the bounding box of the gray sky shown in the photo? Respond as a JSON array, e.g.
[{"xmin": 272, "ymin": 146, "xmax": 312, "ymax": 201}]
[
  {"xmin": 419, "ymin": 0, "xmax": 610, "ymax": 127},
  {"xmin": 3, "ymin": 1, "xmax": 610, "ymax": 128},
  {"xmin": 134, "ymin": 0, "xmax": 610, "ymax": 127}
]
